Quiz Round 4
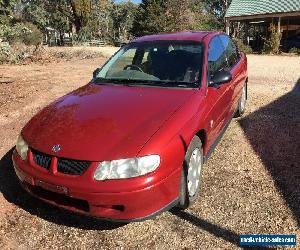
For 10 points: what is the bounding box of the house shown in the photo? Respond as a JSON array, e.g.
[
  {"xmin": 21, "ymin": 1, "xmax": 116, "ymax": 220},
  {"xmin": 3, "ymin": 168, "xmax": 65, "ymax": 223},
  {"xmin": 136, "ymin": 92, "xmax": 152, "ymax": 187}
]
[{"xmin": 225, "ymin": 0, "xmax": 300, "ymax": 50}]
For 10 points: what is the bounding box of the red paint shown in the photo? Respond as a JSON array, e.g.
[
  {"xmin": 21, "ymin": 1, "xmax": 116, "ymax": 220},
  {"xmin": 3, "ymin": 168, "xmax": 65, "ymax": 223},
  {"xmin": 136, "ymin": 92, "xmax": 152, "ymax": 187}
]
[{"xmin": 13, "ymin": 31, "xmax": 248, "ymax": 221}]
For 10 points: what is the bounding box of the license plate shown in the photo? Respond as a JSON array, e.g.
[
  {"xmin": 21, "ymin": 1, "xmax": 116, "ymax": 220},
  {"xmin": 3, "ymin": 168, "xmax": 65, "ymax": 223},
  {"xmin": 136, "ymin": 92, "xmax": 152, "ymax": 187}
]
[{"xmin": 35, "ymin": 180, "xmax": 68, "ymax": 195}]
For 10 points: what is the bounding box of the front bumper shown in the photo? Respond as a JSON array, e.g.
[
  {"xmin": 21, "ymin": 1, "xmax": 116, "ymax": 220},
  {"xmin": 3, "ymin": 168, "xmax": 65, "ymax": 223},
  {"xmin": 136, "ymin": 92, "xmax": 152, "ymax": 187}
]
[{"xmin": 12, "ymin": 150, "xmax": 180, "ymax": 221}]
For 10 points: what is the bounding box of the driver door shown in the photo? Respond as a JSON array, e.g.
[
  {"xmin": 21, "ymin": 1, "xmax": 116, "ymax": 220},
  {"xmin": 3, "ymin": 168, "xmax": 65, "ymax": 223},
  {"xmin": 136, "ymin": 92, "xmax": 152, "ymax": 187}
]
[{"xmin": 205, "ymin": 35, "xmax": 232, "ymax": 149}]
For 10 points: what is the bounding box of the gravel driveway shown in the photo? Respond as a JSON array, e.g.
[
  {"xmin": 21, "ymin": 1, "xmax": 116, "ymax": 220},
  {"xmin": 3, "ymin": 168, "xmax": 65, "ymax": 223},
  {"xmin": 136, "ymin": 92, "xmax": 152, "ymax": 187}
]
[{"xmin": 0, "ymin": 54, "xmax": 299, "ymax": 249}]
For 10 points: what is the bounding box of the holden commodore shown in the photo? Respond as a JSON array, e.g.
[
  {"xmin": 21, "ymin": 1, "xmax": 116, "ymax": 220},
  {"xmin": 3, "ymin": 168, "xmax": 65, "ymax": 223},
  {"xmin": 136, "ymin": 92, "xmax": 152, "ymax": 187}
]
[{"xmin": 13, "ymin": 31, "xmax": 248, "ymax": 222}]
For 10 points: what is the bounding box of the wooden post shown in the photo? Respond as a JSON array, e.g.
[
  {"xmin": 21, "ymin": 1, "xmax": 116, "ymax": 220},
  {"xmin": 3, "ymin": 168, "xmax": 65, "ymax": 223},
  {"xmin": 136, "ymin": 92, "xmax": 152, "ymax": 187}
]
[
  {"xmin": 244, "ymin": 22, "xmax": 249, "ymax": 45},
  {"xmin": 226, "ymin": 19, "xmax": 230, "ymax": 35},
  {"xmin": 287, "ymin": 18, "xmax": 290, "ymax": 38},
  {"xmin": 45, "ymin": 32, "xmax": 48, "ymax": 45},
  {"xmin": 278, "ymin": 16, "xmax": 281, "ymax": 32}
]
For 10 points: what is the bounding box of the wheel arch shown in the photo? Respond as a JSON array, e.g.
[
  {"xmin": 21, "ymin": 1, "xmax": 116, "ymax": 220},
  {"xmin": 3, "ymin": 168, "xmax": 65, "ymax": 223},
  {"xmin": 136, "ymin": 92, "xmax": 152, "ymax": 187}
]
[
  {"xmin": 245, "ymin": 77, "xmax": 248, "ymax": 100},
  {"xmin": 195, "ymin": 129, "xmax": 207, "ymax": 152}
]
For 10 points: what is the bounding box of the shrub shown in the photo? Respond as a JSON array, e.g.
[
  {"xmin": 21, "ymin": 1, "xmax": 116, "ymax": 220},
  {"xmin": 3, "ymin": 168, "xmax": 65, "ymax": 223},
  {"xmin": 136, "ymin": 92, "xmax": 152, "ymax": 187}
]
[
  {"xmin": 0, "ymin": 42, "xmax": 49, "ymax": 65},
  {"xmin": 289, "ymin": 47, "xmax": 300, "ymax": 55},
  {"xmin": 21, "ymin": 23, "xmax": 43, "ymax": 46},
  {"xmin": 1, "ymin": 23, "xmax": 30, "ymax": 44},
  {"xmin": 0, "ymin": 43, "xmax": 103, "ymax": 65},
  {"xmin": 9, "ymin": 43, "xmax": 31, "ymax": 64},
  {"xmin": 232, "ymin": 38, "xmax": 253, "ymax": 54},
  {"xmin": 49, "ymin": 48, "xmax": 103, "ymax": 60},
  {"xmin": 0, "ymin": 22, "xmax": 42, "ymax": 46},
  {"xmin": 73, "ymin": 27, "xmax": 93, "ymax": 43},
  {"xmin": 0, "ymin": 41, "xmax": 11, "ymax": 64},
  {"xmin": 263, "ymin": 24, "xmax": 282, "ymax": 54}
]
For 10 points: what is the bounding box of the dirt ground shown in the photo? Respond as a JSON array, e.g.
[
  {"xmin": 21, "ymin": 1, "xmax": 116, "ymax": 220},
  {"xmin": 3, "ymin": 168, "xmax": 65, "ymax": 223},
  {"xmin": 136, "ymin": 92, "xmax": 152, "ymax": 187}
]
[{"xmin": 0, "ymin": 53, "xmax": 299, "ymax": 249}]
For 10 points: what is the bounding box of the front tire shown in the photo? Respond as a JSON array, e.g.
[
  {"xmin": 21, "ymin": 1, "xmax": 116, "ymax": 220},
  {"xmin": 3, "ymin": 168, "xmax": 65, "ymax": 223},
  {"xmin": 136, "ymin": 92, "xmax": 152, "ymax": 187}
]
[
  {"xmin": 177, "ymin": 136, "xmax": 203, "ymax": 209},
  {"xmin": 235, "ymin": 83, "xmax": 247, "ymax": 117}
]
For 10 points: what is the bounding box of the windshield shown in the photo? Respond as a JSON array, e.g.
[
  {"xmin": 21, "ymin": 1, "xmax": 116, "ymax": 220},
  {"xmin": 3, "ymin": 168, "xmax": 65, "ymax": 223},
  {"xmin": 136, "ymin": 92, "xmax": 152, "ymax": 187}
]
[{"xmin": 94, "ymin": 41, "xmax": 204, "ymax": 88}]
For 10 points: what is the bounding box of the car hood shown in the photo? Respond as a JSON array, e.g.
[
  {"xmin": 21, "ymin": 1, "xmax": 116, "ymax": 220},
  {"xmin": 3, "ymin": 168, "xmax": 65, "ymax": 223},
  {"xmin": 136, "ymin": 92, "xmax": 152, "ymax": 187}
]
[{"xmin": 23, "ymin": 83, "xmax": 195, "ymax": 161}]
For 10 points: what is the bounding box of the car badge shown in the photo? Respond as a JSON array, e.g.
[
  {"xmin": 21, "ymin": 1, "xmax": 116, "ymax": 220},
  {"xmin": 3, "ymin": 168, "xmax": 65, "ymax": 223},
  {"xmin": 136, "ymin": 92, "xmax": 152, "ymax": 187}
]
[{"xmin": 52, "ymin": 144, "xmax": 61, "ymax": 153}]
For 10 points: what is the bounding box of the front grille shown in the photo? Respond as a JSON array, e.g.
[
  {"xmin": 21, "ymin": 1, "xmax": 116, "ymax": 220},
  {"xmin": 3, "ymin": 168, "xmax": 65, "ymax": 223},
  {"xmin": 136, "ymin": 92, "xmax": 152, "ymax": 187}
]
[
  {"xmin": 32, "ymin": 149, "xmax": 51, "ymax": 170},
  {"xmin": 31, "ymin": 149, "xmax": 91, "ymax": 176},
  {"xmin": 57, "ymin": 158, "xmax": 90, "ymax": 175}
]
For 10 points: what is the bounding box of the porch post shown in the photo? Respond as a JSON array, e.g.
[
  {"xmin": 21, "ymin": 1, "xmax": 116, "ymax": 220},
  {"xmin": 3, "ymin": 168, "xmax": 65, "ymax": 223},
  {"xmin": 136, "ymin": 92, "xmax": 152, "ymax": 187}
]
[
  {"xmin": 244, "ymin": 22, "xmax": 249, "ymax": 45},
  {"xmin": 226, "ymin": 19, "xmax": 230, "ymax": 35},
  {"xmin": 278, "ymin": 17, "xmax": 281, "ymax": 32},
  {"xmin": 287, "ymin": 18, "xmax": 290, "ymax": 33}
]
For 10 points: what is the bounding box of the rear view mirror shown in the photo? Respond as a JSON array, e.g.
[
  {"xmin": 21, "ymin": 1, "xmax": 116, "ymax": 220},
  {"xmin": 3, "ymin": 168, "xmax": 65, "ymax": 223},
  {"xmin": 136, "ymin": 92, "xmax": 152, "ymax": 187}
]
[
  {"xmin": 209, "ymin": 70, "xmax": 232, "ymax": 87},
  {"xmin": 93, "ymin": 68, "xmax": 100, "ymax": 78}
]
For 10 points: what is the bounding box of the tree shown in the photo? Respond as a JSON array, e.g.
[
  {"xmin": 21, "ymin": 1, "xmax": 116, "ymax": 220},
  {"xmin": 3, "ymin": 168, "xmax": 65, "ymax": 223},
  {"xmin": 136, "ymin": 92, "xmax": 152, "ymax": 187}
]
[
  {"xmin": 131, "ymin": 0, "xmax": 221, "ymax": 38},
  {"xmin": 188, "ymin": 0, "xmax": 220, "ymax": 31},
  {"xmin": 87, "ymin": 0, "xmax": 113, "ymax": 40},
  {"xmin": 165, "ymin": 0, "xmax": 217, "ymax": 31},
  {"xmin": 131, "ymin": 0, "xmax": 169, "ymax": 37},
  {"xmin": 111, "ymin": 1, "xmax": 137, "ymax": 41},
  {"xmin": 70, "ymin": 0, "xmax": 91, "ymax": 33},
  {"xmin": 2, "ymin": 0, "xmax": 227, "ymax": 47},
  {"xmin": 21, "ymin": 0, "xmax": 71, "ymax": 45},
  {"xmin": 204, "ymin": 0, "xmax": 232, "ymax": 23},
  {"xmin": 1, "ymin": 0, "xmax": 22, "ymax": 24},
  {"xmin": 22, "ymin": 0, "xmax": 48, "ymax": 29},
  {"xmin": 0, "ymin": 0, "xmax": 18, "ymax": 15},
  {"xmin": 165, "ymin": 0, "xmax": 192, "ymax": 32}
]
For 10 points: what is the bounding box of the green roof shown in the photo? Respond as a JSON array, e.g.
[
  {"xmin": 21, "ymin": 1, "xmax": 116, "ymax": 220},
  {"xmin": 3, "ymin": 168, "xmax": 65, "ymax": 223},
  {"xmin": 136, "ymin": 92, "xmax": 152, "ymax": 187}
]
[{"xmin": 226, "ymin": 0, "xmax": 300, "ymax": 17}]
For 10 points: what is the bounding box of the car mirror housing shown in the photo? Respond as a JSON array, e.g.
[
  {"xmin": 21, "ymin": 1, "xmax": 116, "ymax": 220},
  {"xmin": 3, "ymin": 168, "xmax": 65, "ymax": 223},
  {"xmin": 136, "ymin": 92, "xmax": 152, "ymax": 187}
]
[
  {"xmin": 209, "ymin": 70, "xmax": 232, "ymax": 87},
  {"xmin": 93, "ymin": 68, "xmax": 100, "ymax": 79}
]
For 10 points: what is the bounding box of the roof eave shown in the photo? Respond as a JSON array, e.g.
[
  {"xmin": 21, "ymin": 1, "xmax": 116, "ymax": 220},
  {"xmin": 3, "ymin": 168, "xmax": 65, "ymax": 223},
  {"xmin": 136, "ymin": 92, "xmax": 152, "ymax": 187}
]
[{"xmin": 225, "ymin": 10, "xmax": 300, "ymax": 21}]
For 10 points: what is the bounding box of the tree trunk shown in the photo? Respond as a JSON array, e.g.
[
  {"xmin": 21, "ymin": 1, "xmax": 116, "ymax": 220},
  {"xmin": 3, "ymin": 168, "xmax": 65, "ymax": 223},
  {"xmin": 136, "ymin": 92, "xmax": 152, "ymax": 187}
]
[
  {"xmin": 60, "ymin": 31, "xmax": 64, "ymax": 46},
  {"xmin": 70, "ymin": 1, "xmax": 83, "ymax": 34},
  {"xmin": 74, "ymin": 18, "xmax": 82, "ymax": 33}
]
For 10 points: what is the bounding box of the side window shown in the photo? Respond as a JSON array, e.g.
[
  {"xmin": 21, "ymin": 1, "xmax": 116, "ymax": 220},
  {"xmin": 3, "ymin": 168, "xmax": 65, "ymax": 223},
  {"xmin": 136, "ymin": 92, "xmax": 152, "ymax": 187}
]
[
  {"xmin": 208, "ymin": 36, "xmax": 228, "ymax": 77},
  {"xmin": 220, "ymin": 35, "xmax": 239, "ymax": 68}
]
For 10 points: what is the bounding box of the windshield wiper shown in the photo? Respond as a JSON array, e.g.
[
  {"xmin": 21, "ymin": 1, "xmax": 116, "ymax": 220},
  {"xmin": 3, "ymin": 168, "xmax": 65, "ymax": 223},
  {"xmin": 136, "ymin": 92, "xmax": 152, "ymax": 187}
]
[
  {"xmin": 151, "ymin": 81, "xmax": 199, "ymax": 88},
  {"xmin": 94, "ymin": 77, "xmax": 134, "ymax": 86},
  {"xmin": 94, "ymin": 77, "xmax": 199, "ymax": 88},
  {"xmin": 94, "ymin": 78, "xmax": 158, "ymax": 86}
]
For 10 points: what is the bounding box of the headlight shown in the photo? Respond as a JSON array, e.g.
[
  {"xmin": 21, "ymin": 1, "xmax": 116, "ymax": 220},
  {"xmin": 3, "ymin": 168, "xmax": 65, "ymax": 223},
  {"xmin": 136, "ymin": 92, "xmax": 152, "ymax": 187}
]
[
  {"xmin": 94, "ymin": 155, "xmax": 160, "ymax": 181},
  {"xmin": 16, "ymin": 135, "xmax": 29, "ymax": 160}
]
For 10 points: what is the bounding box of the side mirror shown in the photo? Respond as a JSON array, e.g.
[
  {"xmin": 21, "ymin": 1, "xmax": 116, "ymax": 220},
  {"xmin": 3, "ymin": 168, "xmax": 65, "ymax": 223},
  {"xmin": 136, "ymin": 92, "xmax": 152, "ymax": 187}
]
[
  {"xmin": 93, "ymin": 68, "xmax": 100, "ymax": 78},
  {"xmin": 209, "ymin": 70, "xmax": 232, "ymax": 87}
]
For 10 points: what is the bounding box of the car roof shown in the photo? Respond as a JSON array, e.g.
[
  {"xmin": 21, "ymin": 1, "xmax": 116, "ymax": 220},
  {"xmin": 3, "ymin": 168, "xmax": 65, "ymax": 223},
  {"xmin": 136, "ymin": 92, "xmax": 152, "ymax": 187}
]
[{"xmin": 133, "ymin": 31, "xmax": 221, "ymax": 43}]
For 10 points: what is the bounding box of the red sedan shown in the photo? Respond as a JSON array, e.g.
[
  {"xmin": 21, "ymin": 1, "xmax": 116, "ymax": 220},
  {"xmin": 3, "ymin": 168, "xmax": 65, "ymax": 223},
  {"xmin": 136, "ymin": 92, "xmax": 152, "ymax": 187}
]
[{"xmin": 13, "ymin": 31, "xmax": 248, "ymax": 222}]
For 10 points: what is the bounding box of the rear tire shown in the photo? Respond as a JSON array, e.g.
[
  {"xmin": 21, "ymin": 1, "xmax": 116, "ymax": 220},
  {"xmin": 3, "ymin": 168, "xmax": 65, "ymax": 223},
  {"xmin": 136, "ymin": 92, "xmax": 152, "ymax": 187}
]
[{"xmin": 177, "ymin": 136, "xmax": 203, "ymax": 209}]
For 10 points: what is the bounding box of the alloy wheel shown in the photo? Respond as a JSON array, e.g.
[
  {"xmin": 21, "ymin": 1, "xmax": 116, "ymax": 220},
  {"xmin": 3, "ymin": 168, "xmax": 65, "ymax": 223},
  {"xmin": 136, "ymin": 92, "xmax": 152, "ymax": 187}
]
[{"xmin": 187, "ymin": 148, "xmax": 202, "ymax": 197}]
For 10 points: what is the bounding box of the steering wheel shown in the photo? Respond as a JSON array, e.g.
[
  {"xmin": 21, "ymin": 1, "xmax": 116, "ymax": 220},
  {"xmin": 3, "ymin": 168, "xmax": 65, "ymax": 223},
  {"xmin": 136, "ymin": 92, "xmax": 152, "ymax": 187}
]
[{"xmin": 124, "ymin": 64, "xmax": 144, "ymax": 73}]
